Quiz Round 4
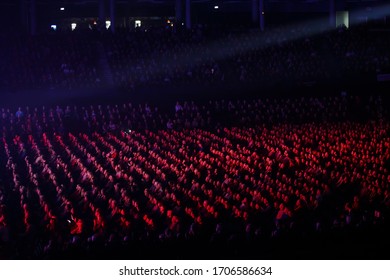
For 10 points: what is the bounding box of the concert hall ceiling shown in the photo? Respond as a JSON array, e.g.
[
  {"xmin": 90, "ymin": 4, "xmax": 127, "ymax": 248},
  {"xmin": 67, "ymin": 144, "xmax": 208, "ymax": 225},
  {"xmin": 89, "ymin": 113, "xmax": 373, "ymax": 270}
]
[{"xmin": 0, "ymin": 0, "xmax": 386, "ymax": 20}]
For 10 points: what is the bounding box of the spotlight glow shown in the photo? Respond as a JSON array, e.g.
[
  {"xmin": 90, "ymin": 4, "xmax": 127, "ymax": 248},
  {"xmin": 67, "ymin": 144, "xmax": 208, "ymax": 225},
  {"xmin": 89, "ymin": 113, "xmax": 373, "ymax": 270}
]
[{"xmin": 131, "ymin": 3, "xmax": 390, "ymax": 83}]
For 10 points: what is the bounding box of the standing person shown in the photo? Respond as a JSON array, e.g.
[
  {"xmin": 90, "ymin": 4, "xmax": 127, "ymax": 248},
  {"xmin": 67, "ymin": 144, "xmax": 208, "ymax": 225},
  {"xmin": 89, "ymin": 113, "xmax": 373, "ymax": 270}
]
[{"xmin": 15, "ymin": 107, "xmax": 24, "ymax": 119}]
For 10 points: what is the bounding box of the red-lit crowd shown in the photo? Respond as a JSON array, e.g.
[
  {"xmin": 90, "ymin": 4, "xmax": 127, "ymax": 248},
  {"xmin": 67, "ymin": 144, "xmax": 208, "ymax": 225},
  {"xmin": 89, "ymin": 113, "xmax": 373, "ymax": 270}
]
[{"xmin": 0, "ymin": 94, "xmax": 389, "ymax": 259}]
